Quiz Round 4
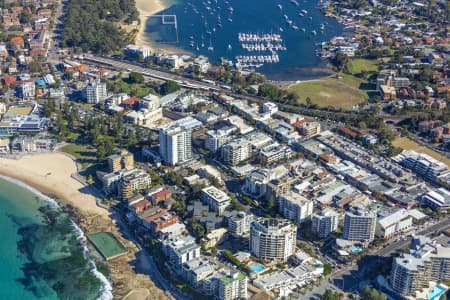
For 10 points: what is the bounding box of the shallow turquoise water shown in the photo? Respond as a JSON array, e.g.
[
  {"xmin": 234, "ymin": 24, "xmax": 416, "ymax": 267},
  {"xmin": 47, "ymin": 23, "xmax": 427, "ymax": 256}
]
[{"xmin": 0, "ymin": 177, "xmax": 110, "ymax": 300}]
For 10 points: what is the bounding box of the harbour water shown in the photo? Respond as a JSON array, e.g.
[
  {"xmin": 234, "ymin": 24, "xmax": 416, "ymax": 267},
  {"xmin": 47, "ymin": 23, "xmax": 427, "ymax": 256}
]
[
  {"xmin": 0, "ymin": 176, "xmax": 111, "ymax": 300},
  {"xmin": 144, "ymin": 0, "xmax": 344, "ymax": 79}
]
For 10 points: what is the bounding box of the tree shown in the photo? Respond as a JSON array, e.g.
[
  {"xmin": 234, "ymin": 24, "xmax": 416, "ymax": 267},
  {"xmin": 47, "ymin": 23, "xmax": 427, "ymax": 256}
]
[
  {"xmin": 160, "ymin": 80, "xmax": 180, "ymax": 95},
  {"xmin": 128, "ymin": 72, "xmax": 144, "ymax": 84},
  {"xmin": 323, "ymin": 263, "xmax": 332, "ymax": 276},
  {"xmin": 322, "ymin": 289, "xmax": 340, "ymax": 300},
  {"xmin": 306, "ymin": 97, "xmax": 312, "ymax": 107},
  {"xmin": 258, "ymin": 83, "xmax": 281, "ymax": 99},
  {"xmin": 361, "ymin": 286, "xmax": 387, "ymax": 300}
]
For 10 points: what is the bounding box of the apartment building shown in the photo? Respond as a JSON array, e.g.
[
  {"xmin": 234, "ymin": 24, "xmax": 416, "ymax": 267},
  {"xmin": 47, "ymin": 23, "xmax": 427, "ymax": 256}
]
[
  {"xmin": 159, "ymin": 120, "xmax": 193, "ymax": 166},
  {"xmin": 107, "ymin": 150, "xmax": 134, "ymax": 172},
  {"xmin": 394, "ymin": 150, "xmax": 450, "ymax": 184},
  {"xmin": 161, "ymin": 235, "xmax": 201, "ymax": 273},
  {"xmin": 83, "ymin": 80, "xmax": 107, "ymax": 104},
  {"xmin": 343, "ymin": 207, "xmax": 376, "ymax": 243},
  {"xmin": 226, "ymin": 211, "xmax": 254, "ymax": 237},
  {"xmin": 300, "ymin": 121, "xmax": 321, "ymax": 138},
  {"xmin": 204, "ymin": 127, "xmax": 235, "ymax": 153},
  {"xmin": 118, "ymin": 169, "xmax": 152, "ymax": 200},
  {"xmin": 279, "ymin": 191, "xmax": 314, "ymax": 224},
  {"xmin": 311, "ymin": 208, "xmax": 339, "ymax": 238},
  {"xmin": 218, "ymin": 271, "xmax": 247, "ymax": 300},
  {"xmin": 221, "ymin": 138, "xmax": 251, "ymax": 166},
  {"xmin": 201, "ymin": 186, "xmax": 231, "ymax": 216},
  {"xmin": 422, "ymin": 188, "xmax": 450, "ymax": 210},
  {"xmin": 259, "ymin": 142, "xmax": 292, "ymax": 165},
  {"xmin": 250, "ymin": 218, "xmax": 297, "ymax": 262},
  {"xmin": 390, "ymin": 236, "xmax": 450, "ymax": 297}
]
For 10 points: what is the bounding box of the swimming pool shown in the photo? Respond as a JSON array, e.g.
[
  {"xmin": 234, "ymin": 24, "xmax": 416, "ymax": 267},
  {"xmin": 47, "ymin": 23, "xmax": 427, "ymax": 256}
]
[
  {"xmin": 429, "ymin": 285, "xmax": 446, "ymax": 300},
  {"xmin": 250, "ymin": 265, "xmax": 265, "ymax": 272},
  {"xmin": 351, "ymin": 247, "xmax": 362, "ymax": 253}
]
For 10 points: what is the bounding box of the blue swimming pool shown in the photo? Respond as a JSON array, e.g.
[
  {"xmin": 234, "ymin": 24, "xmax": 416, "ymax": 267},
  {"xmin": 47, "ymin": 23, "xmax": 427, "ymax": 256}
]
[
  {"xmin": 250, "ymin": 265, "xmax": 265, "ymax": 272},
  {"xmin": 429, "ymin": 285, "xmax": 446, "ymax": 300},
  {"xmin": 351, "ymin": 247, "xmax": 362, "ymax": 253}
]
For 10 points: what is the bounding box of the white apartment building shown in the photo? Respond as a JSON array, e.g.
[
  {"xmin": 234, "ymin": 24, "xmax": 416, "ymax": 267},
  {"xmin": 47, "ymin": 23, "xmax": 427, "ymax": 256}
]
[
  {"xmin": 201, "ymin": 186, "xmax": 231, "ymax": 216},
  {"xmin": 83, "ymin": 81, "xmax": 107, "ymax": 104},
  {"xmin": 159, "ymin": 122, "xmax": 192, "ymax": 166},
  {"xmin": 226, "ymin": 211, "xmax": 254, "ymax": 236},
  {"xmin": 422, "ymin": 188, "xmax": 450, "ymax": 210},
  {"xmin": 259, "ymin": 142, "xmax": 292, "ymax": 165},
  {"xmin": 221, "ymin": 138, "xmax": 251, "ymax": 166},
  {"xmin": 161, "ymin": 235, "xmax": 201, "ymax": 272},
  {"xmin": 390, "ymin": 235, "xmax": 450, "ymax": 297},
  {"xmin": 250, "ymin": 218, "xmax": 297, "ymax": 262},
  {"xmin": 243, "ymin": 168, "xmax": 272, "ymax": 199},
  {"xmin": 343, "ymin": 207, "xmax": 377, "ymax": 243},
  {"xmin": 279, "ymin": 191, "xmax": 314, "ymax": 224},
  {"xmin": 19, "ymin": 81, "xmax": 35, "ymax": 99},
  {"xmin": 204, "ymin": 127, "xmax": 235, "ymax": 153},
  {"xmin": 218, "ymin": 271, "xmax": 248, "ymax": 300},
  {"xmin": 311, "ymin": 208, "xmax": 339, "ymax": 238}
]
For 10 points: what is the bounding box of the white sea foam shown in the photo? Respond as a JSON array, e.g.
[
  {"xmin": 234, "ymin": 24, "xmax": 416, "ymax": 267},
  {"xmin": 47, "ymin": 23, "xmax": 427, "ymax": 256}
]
[
  {"xmin": 71, "ymin": 222, "xmax": 113, "ymax": 300},
  {"xmin": 0, "ymin": 175, "xmax": 113, "ymax": 300}
]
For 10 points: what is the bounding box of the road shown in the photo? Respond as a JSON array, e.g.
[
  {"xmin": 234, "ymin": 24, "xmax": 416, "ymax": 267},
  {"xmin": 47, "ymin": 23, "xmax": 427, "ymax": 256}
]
[
  {"xmin": 111, "ymin": 210, "xmax": 187, "ymax": 300},
  {"xmin": 331, "ymin": 217, "xmax": 450, "ymax": 292},
  {"xmin": 71, "ymin": 55, "xmax": 364, "ymax": 120}
]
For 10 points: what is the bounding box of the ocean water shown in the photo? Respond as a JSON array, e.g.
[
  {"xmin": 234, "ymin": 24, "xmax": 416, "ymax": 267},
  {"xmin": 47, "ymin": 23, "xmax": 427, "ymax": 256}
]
[
  {"xmin": 144, "ymin": 0, "xmax": 344, "ymax": 79},
  {"xmin": 0, "ymin": 176, "xmax": 112, "ymax": 300}
]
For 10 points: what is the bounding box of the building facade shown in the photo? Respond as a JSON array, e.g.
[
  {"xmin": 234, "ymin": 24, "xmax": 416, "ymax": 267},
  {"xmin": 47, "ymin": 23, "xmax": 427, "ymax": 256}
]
[
  {"xmin": 250, "ymin": 218, "xmax": 297, "ymax": 262},
  {"xmin": 343, "ymin": 208, "xmax": 376, "ymax": 243},
  {"xmin": 279, "ymin": 191, "xmax": 314, "ymax": 224},
  {"xmin": 159, "ymin": 122, "xmax": 192, "ymax": 166},
  {"xmin": 201, "ymin": 186, "xmax": 231, "ymax": 216},
  {"xmin": 311, "ymin": 208, "xmax": 339, "ymax": 238}
]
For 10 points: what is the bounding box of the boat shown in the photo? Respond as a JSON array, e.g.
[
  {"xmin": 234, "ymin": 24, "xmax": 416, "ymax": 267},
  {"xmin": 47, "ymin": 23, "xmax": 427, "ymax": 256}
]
[
  {"xmin": 228, "ymin": 44, "xmax": 232, "ymax": 50},
  {"xmin": 279, "ymin": 27, "xmax": 284, "ymax": 32},
  {"xmin": 299, "ymin": 12, "xmax": 305, "ymax": 17},
  {"xmin": 311, "ymin": 30, "xmax": 317, "ymax": 35},
  {"xmin": 320, "ymin": 23, "xmax": 325, "ymax": 30},
  {"xmin": 208, "ymin": 38, "xmax": 214, "ymax": 51},
  {"xmin": 277, "ymin": 4, "xmax": 282, "ymax": 10},
  {"xmin": 301, "ymin": 27, "xmax": 306, "ymax": 32},
  {"xmin": 292, "ymin": 25, "xmax": 299, "ymax": 30},
  {"xmin": 228, "ymin": 18, "xmax": 233, "ymax": 22},
  {"xmin": 301, "ymin": 9, "xmax": 308, "ymax": 14},
  {"xmin": 290, "ymin": 0, "xmax": 299, "ymax": 6}
]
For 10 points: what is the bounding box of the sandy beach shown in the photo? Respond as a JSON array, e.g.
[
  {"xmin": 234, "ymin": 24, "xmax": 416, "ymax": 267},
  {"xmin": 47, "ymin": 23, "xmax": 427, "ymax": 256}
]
[
  {"xmin": 0, "ymin": 153, "xmax": 107, "ymax": 216},
  {"xmin": 135, "ymin": 0, "xmax": 170, "ymax": 51},
  {"xmin": 0, "ymin": 153, "xmax": 171, "ymax": 300}
]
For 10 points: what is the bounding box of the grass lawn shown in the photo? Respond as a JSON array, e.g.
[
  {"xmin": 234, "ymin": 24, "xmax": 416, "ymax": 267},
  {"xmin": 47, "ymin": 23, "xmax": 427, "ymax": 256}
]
[
  {"xmin": 286, "ymin": 73, "xmax": 370, "ymax": 109},
  {"xmin": 392, "ymin": 137, "xmax": 450, "ymax": 167},
  {"xmin": 60, "ymin": 143, "xmax": 98, "ymax": 169},
  {"xmin": 345, "ymin": 58, "xmax": 379, "ymax": 75}
]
